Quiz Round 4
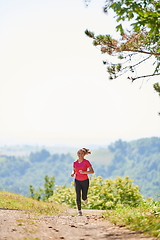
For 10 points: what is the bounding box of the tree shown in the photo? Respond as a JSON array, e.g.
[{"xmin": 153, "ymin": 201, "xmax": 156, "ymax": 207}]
[
  {"xmin": 153, "ymin": 82, "xmax": 160, "ymax": 114},
  {"xmin": 85, "ymin": 0, "xmax": 160, "ymax": 82},
  {"xmin": 29, "ymin": 175, "xmax": 55, "ymax": 201},
  {"xmin": 29, "ymin": 149, "xmax": 50, "ymax": 162}
]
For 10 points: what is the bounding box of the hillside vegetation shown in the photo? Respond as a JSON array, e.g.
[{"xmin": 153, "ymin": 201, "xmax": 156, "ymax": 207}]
[
  {"xmin": 48, "ymin": 175, "xmax": 160, "ymax": 237},
  {"xmin": 0, "ymin": 188, "xmax": 160, "ymax": 238},
  {"xmin": 0, "ymin": 137, "xmax": 159, "ymax": 198},
  {"xmin": 0, "ymin": 191, "xmax": 64, "ymax": 215}
]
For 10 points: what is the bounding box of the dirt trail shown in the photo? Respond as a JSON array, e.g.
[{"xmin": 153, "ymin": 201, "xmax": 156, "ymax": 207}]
[{"xmin": 0, "ymin": 208, "xmax": 157, "ymax": 240}]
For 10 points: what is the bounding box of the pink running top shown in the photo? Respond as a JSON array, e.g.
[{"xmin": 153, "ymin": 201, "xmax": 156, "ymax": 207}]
[{"xmin": 73, "ymin": 159, "xmax": 92, "ymax": 181}]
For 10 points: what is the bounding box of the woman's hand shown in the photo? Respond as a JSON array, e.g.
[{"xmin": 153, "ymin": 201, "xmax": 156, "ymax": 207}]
[
  {"xmin": 79, "ymin": 166, "xmax": 94, "ymax": 174},
  {"xmin": 71, "ymin": 168, "xmax": 75, "ymax": 177}
]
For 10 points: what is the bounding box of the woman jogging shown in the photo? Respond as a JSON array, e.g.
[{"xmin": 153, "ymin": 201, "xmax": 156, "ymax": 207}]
[{"xmin": 71, "ymin": 148, "xmax": 94, "ymax": 216}]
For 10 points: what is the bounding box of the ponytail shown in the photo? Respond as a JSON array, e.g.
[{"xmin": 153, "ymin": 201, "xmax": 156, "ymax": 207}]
[{"xmin": 81, "ymin": 148, "xmax": 91, "ymax": 155}]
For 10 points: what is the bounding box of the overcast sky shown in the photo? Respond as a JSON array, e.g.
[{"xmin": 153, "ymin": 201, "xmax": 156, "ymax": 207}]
[{"xmin": 0, "ymin": 0, "xmax": 159, "ymax": 147}]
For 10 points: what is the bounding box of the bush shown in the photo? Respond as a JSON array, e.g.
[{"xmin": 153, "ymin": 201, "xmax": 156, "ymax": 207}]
[
  {"xmin": 49, "ymin": 183, "xmax": 76, "ymax": 207},
  {"xmin": 49, "ymin": 175, "xmax": 143, "ymax": 209}
]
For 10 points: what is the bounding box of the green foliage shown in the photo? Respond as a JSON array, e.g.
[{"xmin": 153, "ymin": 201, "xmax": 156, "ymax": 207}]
[
  {"xmin": 49, "ymin": 183, "xmax": 76, "ymax": 207},
  {"xmin": 29, "ymin": 149, "xmax": 50, "ymax": 162},
  {"xmin": 109, "ymin": 0, "xmax": 160, "ymax": 42},
  {"xmin": 29, "ymin": 175, "xmax": 55, "ymax": 201},
  {"xmin": 1, "ymin": 189, "xmax": 159, "ymax": 237},
  {"xmin": 0, "ymin": 137, "xmax": 159, "ymax": 199},
  {"xmin": 0, "ymin": 151, "xmax": 74, "ymax": 196},
  {"xmin": 49, "ymin": 175, "xmax": 143, "ymax": 210},
  {"xmin": 103, "ymin": 199, "xmax": 160, "ymax": 237},
  {"xmin": 153, "ymin": 82, "xmax": 160, "ymax": 114},
  {"xmin": 107, "ymin": 137, "xmax": 160, "ymax": 199},
  {"xmin": 85, "ymin": 0, "xmax": 160, "ymax": 82},
  {"xmin": 85, "ymin": 29, "xmax": 94, "ymax": 38},
  {"xmin": 88, "ymin": 175, "xmax": 143, "ymax": 209}
]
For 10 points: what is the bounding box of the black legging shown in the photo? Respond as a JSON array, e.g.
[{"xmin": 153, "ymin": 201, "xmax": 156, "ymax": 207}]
[{"xmin": 74, "ymin": 178, "xmax": 89, "ymax": 211}]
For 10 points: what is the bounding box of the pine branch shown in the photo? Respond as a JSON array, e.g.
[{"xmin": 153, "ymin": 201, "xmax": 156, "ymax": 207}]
[
  {"xmin": 130, "ymin": 73, "xmax": 160, "ymax": 82},
  {"xmin": 123, "ymin": 49, "xmax": 160, "ymax": 56}
]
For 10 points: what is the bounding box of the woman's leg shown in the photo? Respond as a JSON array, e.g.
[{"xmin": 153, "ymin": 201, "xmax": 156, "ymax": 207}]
[
  {"xmin": 81, "ymin": 179, "xmax": 89, "ymax": 201},
  {"xmin": 74, "ymin": 179, "xmax": 82, "ymax": 211}
]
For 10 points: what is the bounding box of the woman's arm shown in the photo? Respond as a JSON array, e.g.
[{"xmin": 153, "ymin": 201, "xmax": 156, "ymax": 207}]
[
  {"xmin": 79, "ymin": 166, "xmax": 94, "ymax": 174},
  {"xmin": 71, "ymin": 168, "xmax": 75, "ymax": 177}
]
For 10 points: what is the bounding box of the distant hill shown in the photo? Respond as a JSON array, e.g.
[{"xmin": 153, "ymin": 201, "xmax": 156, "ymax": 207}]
[
  {"xmin": 0, "ymin": 145, "xmax": 77, "ymax": 156},
  {"xmin": 0, "ymin": 137, "xmax": 159, "ymax": 199}
]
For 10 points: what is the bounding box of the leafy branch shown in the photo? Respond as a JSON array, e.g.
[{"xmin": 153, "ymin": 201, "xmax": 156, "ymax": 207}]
[
  {"xmin": 84, "ymin": 0, "xmax": 160, "ymax": 80},
  {"xmin": 85, "ymin": 29, "xmax": 160, "ymax": 80},
  {"xmin": 129, "ymin": 73, "xmax": 160, "ymax": 82},
  {"xmin": 84, "ymin": 0, "xmax": 160, "ymax": 114}
]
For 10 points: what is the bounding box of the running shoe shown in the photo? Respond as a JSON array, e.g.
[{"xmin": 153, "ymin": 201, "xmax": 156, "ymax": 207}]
[{"xmin": 78, "ymin": 211, "xmax": 82, "ymax": 216}]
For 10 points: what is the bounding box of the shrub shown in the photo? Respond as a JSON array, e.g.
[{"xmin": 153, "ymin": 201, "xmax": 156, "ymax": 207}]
[{"xmin": 49, "ymin": 175, "xmax": 143, "ymax": 209}]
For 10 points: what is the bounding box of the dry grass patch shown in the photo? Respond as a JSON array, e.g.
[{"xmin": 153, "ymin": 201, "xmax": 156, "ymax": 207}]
[{"xmin": 0, "ymin": 191, "xmax": 65, "ymax": 215}]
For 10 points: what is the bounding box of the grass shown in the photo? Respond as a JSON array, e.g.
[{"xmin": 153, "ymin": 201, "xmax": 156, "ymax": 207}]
[
  {"xmin": 0, "ymin": 191, "xmax": 65, "ymax": 215},
  {"xmin": 103, "ymin": 199, "xmax": 160, "ymax": 238},
  {"xmin": 1, "ymin": 191, "xmax": 160, "ymax": 238}
]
